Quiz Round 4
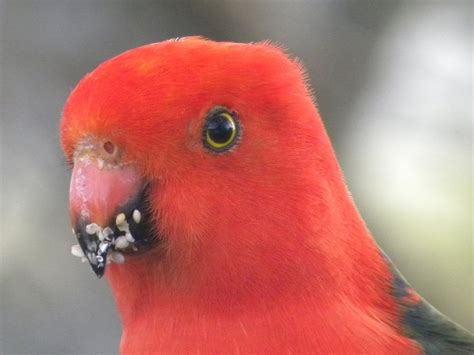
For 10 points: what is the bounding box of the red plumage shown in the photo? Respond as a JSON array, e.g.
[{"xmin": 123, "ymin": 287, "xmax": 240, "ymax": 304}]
[{"xmin": 62, "ymin": 38, "xmax": 421, "ymax": 353}]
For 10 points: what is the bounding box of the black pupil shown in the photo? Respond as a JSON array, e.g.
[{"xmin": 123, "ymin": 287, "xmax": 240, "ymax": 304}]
[{"xmin": 208, "ymin": 114, "xmax": 234, "ymax": 144}]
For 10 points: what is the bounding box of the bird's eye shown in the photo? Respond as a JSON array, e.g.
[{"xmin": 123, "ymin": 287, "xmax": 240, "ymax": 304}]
[{"xmin": 203, "ymin": 107, "xmax": 240, "ymax": 152}]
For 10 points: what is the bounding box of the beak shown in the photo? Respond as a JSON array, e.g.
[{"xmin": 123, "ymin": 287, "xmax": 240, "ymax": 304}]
[{"xmin": 69, "ymin": 157, "xmax": 148, "ymax": 277}]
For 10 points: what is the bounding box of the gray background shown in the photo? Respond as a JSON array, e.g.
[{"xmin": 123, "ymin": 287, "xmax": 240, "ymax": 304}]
[{"xmin": 1, "ymin": 1, "xmax": 472, "ymax": 354}]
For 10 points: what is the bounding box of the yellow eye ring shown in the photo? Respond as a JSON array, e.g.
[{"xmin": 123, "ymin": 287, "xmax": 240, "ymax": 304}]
[{"xmin": 203, "ymin": 108, "xmax": 240, "ymax": 152}]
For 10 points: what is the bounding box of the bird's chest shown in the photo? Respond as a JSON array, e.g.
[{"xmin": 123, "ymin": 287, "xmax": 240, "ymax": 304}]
[{"xmin": 119, "ymin": 306, "xmax": 420, "ymax": 354}]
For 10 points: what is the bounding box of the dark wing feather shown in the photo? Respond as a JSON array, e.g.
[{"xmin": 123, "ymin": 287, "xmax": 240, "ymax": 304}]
[{"xmin": 382, "ymin": 251, "xmax": 474, "ymax": 354}]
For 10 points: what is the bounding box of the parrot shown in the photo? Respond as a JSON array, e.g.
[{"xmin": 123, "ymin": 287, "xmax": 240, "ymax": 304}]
[{"xmin": 61, "ymin": 37, "xmax": 473, "ymax": 354}]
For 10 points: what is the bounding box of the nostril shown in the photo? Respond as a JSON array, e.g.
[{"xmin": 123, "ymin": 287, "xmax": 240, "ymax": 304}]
[{"xmin": 103, "ymin": 141, "xmax": 115, "ymax": 155}]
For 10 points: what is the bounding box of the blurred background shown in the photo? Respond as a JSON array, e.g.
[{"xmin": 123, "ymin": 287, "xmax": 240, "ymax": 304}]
[{"xmin": 1, "ymin": 0, "xmax": 472, "ymax": 353}]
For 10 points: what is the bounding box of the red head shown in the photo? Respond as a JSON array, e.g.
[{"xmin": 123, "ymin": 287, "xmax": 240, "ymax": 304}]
[
  {"xmin": 61, "ymin": 38, "xmax": 414, "ymax": 353},
  {"xmin": 62, "ymin": 37, "xmax": 347, "ymax": 284}
]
